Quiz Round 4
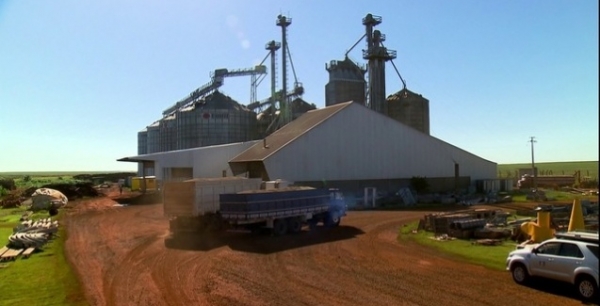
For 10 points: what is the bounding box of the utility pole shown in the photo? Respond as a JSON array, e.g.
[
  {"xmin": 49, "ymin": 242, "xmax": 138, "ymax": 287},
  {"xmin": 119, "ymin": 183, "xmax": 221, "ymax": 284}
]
[{"xmin": 529, "ymin": 136, "xmax": 537, "ymax": 190}]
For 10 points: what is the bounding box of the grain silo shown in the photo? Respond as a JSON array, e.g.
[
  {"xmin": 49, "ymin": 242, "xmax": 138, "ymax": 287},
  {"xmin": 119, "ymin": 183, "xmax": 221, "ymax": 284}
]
[
  {"xmin": 159, "ymin": 113, "xmax": 177, "ymax": 152},
  {"xmin": 325, "ymin": 57, "xmax": 367, "ymax": 106},
  {"xmin": 291, "ymin": 98, "xmax": 317, "ymax": 119},
  {"xmin": 386, "ymin": 88, "xmax": 430, "ymax": 135},
  {"xmin": 176, "ymin": 103, "xmax": 198, "ymax": 150},
  {"xmin": 137, "ymin": 129, "xmax": 147, "ymax": 155},
  {"xmin": 175, "ymin": 91, "xmax": 258, "ymax": 150},
  {"xmin": 146, "ymin": 121, "xmax": 160, "ymax": 153}
]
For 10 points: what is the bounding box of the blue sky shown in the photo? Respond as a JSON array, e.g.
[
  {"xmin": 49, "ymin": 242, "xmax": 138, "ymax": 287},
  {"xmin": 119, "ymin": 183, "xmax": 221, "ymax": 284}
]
[{"xmin": 0, "ymin": 0, "xmax": 597, "ymax": 172}]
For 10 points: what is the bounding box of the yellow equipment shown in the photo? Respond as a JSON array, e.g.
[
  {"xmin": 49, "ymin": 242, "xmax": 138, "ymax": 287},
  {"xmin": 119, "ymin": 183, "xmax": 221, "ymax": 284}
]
[
  {"xmin": 568, "ymin": 197, "xmax": 585, "ymax": 232},
  {"xmin": 131, "ymin": 176, "xmax": 156, "ymax": 192},
  {"xmin": 520, "ymin": 208, "xmax": 555, "ymax": 243}
]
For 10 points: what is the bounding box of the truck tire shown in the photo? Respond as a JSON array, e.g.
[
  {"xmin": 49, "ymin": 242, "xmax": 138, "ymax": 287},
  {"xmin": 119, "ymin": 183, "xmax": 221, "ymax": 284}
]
[
  {"xmin": 324, "ymin": 213, "xmax": 341, "ymax": 228},
  {"xmin": 272, "ymin": 219, "xmax": 288, "ymax": 236},
  {"xmin": 308, "ymin": 219, "xmax": 318, "ymax": 232},
  {"xmin": 287, "ymin": 217, "xmax": 302, "ymax": 234}
]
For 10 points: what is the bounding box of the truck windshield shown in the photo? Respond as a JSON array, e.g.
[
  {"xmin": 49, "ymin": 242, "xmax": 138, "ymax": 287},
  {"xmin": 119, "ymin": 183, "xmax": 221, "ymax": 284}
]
[{"xmin": 330, "ymin": 192, "xmax": 344, "ymax": 200}]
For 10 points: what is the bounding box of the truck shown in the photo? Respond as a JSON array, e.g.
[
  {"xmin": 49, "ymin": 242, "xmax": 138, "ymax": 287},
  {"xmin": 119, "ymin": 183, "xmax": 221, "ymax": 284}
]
[{"xmin": 162, "ymin": 177, "xmax": 347, "ymax": 237}]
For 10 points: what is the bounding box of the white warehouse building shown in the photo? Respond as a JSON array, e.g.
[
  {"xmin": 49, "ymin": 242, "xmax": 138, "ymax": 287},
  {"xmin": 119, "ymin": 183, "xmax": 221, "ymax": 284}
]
[{"xmin": 119, "ymin": 101, "xmax": 497, "ymax": 194}]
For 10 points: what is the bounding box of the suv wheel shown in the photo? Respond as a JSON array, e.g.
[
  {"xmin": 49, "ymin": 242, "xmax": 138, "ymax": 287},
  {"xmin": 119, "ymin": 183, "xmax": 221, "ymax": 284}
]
[
  {"xmin": 576, "ymin": 275, "xmax": 597, "ymax": 300},
  {"xmin": 510, "ymin": 263, "xmax": 529, "ymax": 284}
]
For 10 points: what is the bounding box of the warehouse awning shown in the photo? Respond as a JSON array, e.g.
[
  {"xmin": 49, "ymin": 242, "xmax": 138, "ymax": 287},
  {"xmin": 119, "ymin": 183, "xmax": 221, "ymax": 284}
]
[{"xmin": 117, "ymin": 157, "xmax": 155, "ymax": 163}]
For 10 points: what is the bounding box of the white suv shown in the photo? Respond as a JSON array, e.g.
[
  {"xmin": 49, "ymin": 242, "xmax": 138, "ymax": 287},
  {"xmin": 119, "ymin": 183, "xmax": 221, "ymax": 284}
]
[{"xmin": 506, "ymin": 231, "xmax": 599, "ymax": 301}]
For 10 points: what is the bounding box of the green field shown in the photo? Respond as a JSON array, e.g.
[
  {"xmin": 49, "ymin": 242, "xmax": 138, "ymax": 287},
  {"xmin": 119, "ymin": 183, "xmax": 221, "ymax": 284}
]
[
  {"xmin": 497, "ymin": 161, "xmax": 598, "ymax": 180},
  {"xmin": 0, "ymin": 207, "xmax": 87, "ymax": 305},
  {"xmin": 398, "ymin": 221, "xmax": 518, "ymax": 271}
]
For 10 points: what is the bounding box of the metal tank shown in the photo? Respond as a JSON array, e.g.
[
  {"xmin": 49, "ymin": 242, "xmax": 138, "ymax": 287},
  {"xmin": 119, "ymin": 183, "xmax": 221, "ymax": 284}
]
[
  {"xmin": 386, "ymin": 88, "xmax": 430, "ymax": 135},
  {"xmin": 146, "ymin": 120, "xmax": 161, "ymax": 154},
  {"xmin": 159, "ymin": 113, "xmax": 177, "ymax": 152},
  {"xmin": 137, "ymin": 128, "xmax": 148, "ymax": 176},
  {"xmin": 176, "ymin": 103, "xmax": 199, "ymax": 150},
  {"xmin": 137, "ymin": 129, "xmax": 147, "ymax": 155},
  {"xmin": 175, "ymin": 91, "xmax": 258, "ymax": 150},
  {"xmin": 291, "ymin": 98, "xmax": 317, "ymax": 119},
  {"xmin": 325, "ymin": 57, "xmax": 366, "ymax": 106}
]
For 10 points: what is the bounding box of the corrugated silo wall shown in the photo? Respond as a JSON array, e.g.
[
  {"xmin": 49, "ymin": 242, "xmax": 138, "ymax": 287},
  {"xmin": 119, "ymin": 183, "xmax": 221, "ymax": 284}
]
[
  {"xmin": 197, "ymin": 108, "xmax": 257, "ymax": 147},
  {"xmin": 146, "ymin": 125, "xmax": 160, "ymax": 154},
  {"xmin": 137, "ymin": 130, "xmax": 148, "ymax": 176},
  {"xmin": 177, "ymin": 108, "xmax": 197, "ymax": 150},
  {"xmin": 159, "ymin": 117, "xmax": 177, "ymax": 152},
  {"xmin": 137, "ymin": 130, "xmax": 147, "ymax": 155},
  {"xmin": 387, "ymin": 94, "xmax": 430, "ymax": 135},
  {"xmin": 325, "ymin": 80, "xmax": 366, "ymax": 106}
]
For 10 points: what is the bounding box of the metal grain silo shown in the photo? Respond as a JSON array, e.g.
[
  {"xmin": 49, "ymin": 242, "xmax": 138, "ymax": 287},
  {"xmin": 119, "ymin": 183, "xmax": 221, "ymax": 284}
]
[
  {"xmin": 175, "ymin": 91, "xmax": 258, "ymax": 150},
  {"xmin": 159, "ymin": 113, "xmax": 177, "ymax": 152},
  {"xmin": 197, "ymin": 91, "xmax": 258, "ymax": 146},
  {"xmin": 176, "ymin": 104, "xmax": 198, "ymax": 150},
  {"xmin": 291, "ymin": 98, "xmax": 317, "ymax": 119},
  {"xmin": 325, "ymin": 57, "xmax": 367, "ymax": 106},
  {"xmin": 386, "ymin": 88, "xmax": 430, "ymax": 135},
  {"xmin": 146, "ymin": 120, "xmax": 160, "ymax": 153},
  {"xmin": 137, "ymin": 129, "xmax": 147, "ymax": 155}
]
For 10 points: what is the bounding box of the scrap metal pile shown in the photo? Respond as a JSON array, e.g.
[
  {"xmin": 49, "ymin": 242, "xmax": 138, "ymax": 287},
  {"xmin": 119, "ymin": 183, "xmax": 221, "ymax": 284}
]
[
  {"xmin": 8, "ymin": 217, "xmax": 59, "ymax": 249},
  {"xmin": 422, "ymin": 208, "xmax": 514, "ymax": 241}
]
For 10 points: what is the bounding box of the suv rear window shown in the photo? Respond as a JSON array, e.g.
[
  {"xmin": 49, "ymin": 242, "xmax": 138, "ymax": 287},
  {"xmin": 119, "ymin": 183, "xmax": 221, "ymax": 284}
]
[{"xmin": 586, "ymin": 245, "xmax": 599, "ymax": 260}]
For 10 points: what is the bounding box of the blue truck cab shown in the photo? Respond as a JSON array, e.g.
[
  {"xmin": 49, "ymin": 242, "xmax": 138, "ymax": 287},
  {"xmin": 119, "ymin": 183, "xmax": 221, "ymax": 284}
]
[{"xmin": 326, "ymin": 188, "xmax": 347, "ymax": 227}]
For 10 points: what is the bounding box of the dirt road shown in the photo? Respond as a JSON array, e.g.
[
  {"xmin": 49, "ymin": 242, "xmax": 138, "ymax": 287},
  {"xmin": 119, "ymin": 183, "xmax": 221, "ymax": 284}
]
[{"xmin": 64, "ymin": 195, "xmax": 590, "ymax": 306}]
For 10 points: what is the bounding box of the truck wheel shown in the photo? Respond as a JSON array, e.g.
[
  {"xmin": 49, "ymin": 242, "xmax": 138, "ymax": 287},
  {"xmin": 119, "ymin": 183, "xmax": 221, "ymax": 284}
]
[
  {"xmin": 287, "ymin": 218, "xmax": 302, "ymax": 234},
  {"xmin": 308, "ymin": 219, "xmax": 318, "ymax": 232},
  {"xmin": 576, "ymin": 275, "xmax": 597, "ymax": 301},
  {"xmin": 272, "ymin": 219, "xmax": 288, "ymax": 236},
  {"xmin": 325, "ymin": 213, "xmax": 341, "ymax": 228},
  {"xmin": 510, "ymin": 263, "xmax": 529, "ymax": 284}
]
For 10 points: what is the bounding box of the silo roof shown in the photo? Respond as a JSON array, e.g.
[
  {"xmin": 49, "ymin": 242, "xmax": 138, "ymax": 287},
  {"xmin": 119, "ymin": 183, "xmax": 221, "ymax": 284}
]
[
  {"xmin": 291, "ymin": 98, "xmax": 317, "ymax": 113},
  {"xmin": 200, "ymin": 91, "xmax": 251, "ymax": 111},
  {"xmin": 229, "ymin": 101, "xmax": 352, "ymax": 162},
  {"xmin": 386, "ymin": 88, "xmax": 429, "ymax": 102},
  {"xmin": 327, "ymin": 56, "xmax": 367, "ymax": 73}
]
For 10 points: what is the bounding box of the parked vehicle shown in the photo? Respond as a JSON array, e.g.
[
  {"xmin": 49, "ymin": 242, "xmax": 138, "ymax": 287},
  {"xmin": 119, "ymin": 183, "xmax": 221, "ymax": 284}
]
[
  {"xmin": 162, "ymin": 177, "xmax": 347, "ymax": 237},
  {"xmin": 506, "ymin": 231, "xmax": 599, "ymax": 301}
]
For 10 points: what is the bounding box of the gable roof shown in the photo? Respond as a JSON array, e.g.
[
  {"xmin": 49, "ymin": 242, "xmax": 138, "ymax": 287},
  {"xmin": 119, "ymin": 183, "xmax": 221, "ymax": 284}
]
[{"xmin": 229, "ymin": 101, "xmax": 353, "ymax": 162}]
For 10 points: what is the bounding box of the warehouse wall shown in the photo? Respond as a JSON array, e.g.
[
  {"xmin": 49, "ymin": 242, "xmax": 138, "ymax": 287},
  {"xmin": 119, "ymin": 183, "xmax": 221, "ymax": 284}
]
[
  {"xmin": 264, "ymin": 103, "xmax": 496, "ymax": 184},
  {"xmin": 144, "ymin": 141, "xmax": 259, "ymax": 181}
]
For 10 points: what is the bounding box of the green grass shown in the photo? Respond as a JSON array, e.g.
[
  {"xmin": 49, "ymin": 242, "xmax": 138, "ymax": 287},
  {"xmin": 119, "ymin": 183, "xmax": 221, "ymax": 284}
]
[
  {"xmin": 399, "ymin": 222, "xmax": 518, "ymax": 271},
  {"xmin": 497, "ymin": 161, "xmax": 598, "ymax": 180},
  {"xmin": 0, "ymin": 207, "xmax": 87, "ymax": 306}
]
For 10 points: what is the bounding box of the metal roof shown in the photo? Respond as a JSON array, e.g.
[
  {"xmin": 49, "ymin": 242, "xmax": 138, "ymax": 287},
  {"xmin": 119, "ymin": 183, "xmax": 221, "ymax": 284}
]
[
  {"xmin": 229, "ymin": 101, "xmax": 353, "ymax": 162},
  {"xmin": 116, "ymin": 157, "xmax": 156, "ymax": 163}
]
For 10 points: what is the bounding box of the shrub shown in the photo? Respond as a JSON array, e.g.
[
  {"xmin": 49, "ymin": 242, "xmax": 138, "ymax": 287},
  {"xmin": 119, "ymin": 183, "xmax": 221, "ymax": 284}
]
[{"xmin": 0, "ymin": 186, "xmax": 8, "ymax": 197}]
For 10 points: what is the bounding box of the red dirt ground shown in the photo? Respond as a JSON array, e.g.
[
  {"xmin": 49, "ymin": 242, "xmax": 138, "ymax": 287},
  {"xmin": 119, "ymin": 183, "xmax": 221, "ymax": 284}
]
[{"xmin": 63, "ymin": 190, "xmax": 594, "ymax": 306}]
